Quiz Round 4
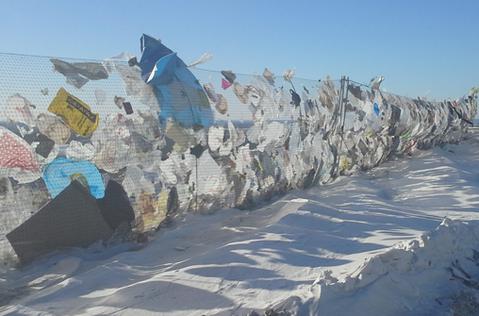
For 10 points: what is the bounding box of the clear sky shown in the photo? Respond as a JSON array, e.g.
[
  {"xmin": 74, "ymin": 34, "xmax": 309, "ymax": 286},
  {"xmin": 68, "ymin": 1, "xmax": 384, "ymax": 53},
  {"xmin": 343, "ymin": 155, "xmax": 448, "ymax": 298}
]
[{"xmin": 0, "ymin": 0, "xmax": 477, "ymax": 99}]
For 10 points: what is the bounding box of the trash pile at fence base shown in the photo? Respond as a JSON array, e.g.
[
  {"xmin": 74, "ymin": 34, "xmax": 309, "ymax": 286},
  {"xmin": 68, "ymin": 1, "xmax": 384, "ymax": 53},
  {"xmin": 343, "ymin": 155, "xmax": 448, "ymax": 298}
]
[{"xmin": 0, "ymin": 34, "xmax": 477, "ymax": 264}]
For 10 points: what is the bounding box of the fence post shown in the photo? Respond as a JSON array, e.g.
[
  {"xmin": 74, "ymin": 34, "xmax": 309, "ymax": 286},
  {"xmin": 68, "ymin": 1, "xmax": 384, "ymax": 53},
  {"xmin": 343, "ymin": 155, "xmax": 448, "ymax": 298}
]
[
  {"xmin": 336, "ymin": 76, "xmax": 349, "ymax": 134},
  {"xmin": 195, "ymin": 156, "xmax": 198, "ymax": 213}
]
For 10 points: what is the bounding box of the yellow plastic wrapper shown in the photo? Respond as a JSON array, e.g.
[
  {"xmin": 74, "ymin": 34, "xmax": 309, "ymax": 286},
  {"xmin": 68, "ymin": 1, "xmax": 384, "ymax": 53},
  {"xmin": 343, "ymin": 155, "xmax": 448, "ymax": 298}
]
[{"xmin": 48, "ymin": 88, "xmax": 99, "ymax": 136}]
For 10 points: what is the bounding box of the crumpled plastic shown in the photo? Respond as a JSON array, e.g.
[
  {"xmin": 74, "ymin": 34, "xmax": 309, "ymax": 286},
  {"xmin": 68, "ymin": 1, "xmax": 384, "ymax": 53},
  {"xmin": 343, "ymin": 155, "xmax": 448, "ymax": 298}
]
[
  {"xmin": 192, "ymin": 150, "xmax": 229, "ymax": 208},
  {"xmin": 66, "ymin": 140, "xmax": 96, "ymax": 161},
  {"xmin": 221, "ymin": 70, "xmax": 236, "ymax": 84},
  {"xmin": 122, "ymin": 165, "xmax": 155, "ymax": 198},
  {"xmin": 221, "ymin": 78, "xmax": 232, "ymax": 90},
  {"xmin": 203, "ymin": 83, "xmax": 228, "ymax": 115},
  {"xmin": 208, "ymin": 125, "xmax": 233, "ymax": 156},
  {"xmin": 256, "ymin": 121, "xmax": 289, "ymax": 152},
  {"xmin": 0, "ymin": 44, "xmax": 477, "ymax": 243},
  {"xmin": 370, "ymin": 75, "xmax": 385, "ymax": 90},
  {"xmin": 51, "ymin": 58, "xmax": 109, "ymax": 89},
  {"xmin": 42, "ymin": 157, "xmax": 105, "ymax": 199},
  {"xmin": 139, "ymin": 34, "xmax": 214, "ymax": 128},
  {"xmin": 36, "ymin": 113, "xmax": 71, "ymax": 145},
  {"xmin": 263, "ymin": 68, "xmax": 275, "ymax": 85},
  {"xmin": 187, "ymin": 52, "xmax": 213, "ymax": 67},
  {"xmin": 283, "ymin": 69, "xmax": 295, "ymax": 82},
  {"xmin": 165, "ymin": 120, "xmax": 195, "ymax": 153},
  {"xmin": 91, "ymin": 114, "xmax": 132, "ymax": 174},
  {"xmin": 113, "ymin": 63, "xmax": 159, "ymax": 110},
  {"xmin": 4, "ymin": 94, "xmax": 35, "ymax": 126}
]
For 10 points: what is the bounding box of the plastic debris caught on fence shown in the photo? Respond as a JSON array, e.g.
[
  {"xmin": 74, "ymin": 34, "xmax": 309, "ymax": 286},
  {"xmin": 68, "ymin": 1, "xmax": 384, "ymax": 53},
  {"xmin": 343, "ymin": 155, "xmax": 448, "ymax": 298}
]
[{"xmin": 0, "ymin": 34, "xmax": 477, "ymax": 264}]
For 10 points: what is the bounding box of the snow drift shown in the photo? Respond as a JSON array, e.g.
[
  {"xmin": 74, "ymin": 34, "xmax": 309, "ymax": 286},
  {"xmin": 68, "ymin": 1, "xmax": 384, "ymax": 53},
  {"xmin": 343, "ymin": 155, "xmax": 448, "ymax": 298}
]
[{"xmin": 270, "ymin": 218, "xmax": 479, "ymax": 316}]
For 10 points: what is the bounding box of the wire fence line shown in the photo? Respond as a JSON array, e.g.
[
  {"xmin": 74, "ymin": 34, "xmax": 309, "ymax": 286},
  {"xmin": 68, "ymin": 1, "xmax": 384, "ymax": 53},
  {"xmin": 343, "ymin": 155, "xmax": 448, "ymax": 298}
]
[{"xmin": 0, "ymin": 51, "xmax": 476, "ymax": 264}]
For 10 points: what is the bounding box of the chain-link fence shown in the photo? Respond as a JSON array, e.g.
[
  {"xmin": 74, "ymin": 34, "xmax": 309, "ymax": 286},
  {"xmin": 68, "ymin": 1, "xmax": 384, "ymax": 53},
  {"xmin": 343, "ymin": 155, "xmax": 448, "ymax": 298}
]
[{"xmin": 0, "ymin": 51, "xmax": 476, "ymax": 265}]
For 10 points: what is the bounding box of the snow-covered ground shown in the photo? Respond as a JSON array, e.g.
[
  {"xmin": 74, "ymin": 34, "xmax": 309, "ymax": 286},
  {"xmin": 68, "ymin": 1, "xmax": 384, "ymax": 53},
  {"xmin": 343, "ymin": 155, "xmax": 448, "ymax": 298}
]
[{"xmin": 1, "ymin": 130, "xmax": 479, "ymax": 316}]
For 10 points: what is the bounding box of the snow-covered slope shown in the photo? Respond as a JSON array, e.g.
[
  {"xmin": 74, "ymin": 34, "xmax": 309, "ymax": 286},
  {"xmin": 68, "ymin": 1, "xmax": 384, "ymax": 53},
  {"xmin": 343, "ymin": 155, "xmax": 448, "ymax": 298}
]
[
  {"xmin": 300, "ymin": 218, "xmax": 479, "ymax": 316},
  {"xmin": 1, "ymin": 131, "xmax": 479, "ymax": 316}
]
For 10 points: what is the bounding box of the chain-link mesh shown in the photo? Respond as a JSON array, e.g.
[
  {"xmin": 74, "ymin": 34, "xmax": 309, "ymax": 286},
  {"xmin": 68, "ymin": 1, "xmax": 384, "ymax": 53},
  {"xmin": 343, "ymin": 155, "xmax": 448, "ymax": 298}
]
[{"xmin": 0, "ymin": 52, "xmax": 476, "ymax": 264}]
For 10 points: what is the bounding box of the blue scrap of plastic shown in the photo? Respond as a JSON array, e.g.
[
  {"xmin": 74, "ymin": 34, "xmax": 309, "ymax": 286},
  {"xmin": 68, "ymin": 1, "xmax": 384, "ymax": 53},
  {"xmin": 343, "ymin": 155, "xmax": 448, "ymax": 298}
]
[
  {"xmin": 138, "ymin": 34, "xmax": 214, "ymax": 128},
  {"xmin": 373, "ymin": 102, "xmax": 380, "ymax": 116},
  {"xmin": 139, "ymin": 34, "xmax": 174, "ymax": 81},
  {"xmin": 43, "ymin": 157, "xmax": 105, "ymax": 199}
]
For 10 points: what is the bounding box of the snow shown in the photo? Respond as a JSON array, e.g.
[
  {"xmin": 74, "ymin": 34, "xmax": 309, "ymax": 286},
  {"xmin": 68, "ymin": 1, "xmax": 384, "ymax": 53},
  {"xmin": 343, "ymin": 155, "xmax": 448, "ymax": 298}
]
[
  {"xmin": 309, "ymin": 218, "xmax": 479, "ymax": 316},
  {"xmin": 1, "ymin": 131, "xmax": 479, "ymax": 315}
]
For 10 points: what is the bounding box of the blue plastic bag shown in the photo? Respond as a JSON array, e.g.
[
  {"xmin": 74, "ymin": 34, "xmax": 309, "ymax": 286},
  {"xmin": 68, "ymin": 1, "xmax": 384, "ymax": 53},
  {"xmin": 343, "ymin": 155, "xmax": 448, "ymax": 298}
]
[
  {"xmin": 139, "ymin": 34, "xmax": 214, "ymax": 128},
  {"xmin": 43, "ymin": 157, "xmax": 105, "ymax": 199}
]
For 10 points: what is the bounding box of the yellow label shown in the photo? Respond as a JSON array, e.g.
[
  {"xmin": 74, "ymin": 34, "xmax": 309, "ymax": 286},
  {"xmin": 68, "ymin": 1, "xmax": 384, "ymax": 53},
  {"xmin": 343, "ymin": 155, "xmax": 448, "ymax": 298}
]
[{"xmin": 48, "ymin": 88, "xmax": 99, "ymax": 136}]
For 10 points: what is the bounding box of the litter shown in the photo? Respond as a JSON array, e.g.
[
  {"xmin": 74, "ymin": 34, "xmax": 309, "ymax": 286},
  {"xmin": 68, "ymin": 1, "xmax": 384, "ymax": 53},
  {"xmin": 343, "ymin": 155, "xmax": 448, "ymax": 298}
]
[
  {"xmin": 36, "ymin": 113, "xmax": 71, "ymax": 144},
  {"xmin": 6, "ymin": 180, "xmax": 113, "ymax": 264},
  {"xmin": 0, "ymin": 126, "xmax": 40, "ymax": 173},
  {"xmin": 283, "ymin": 69, "xmax": 295, "ymax": 82},
  {"xmin": 290, "ymin": 89, "xmax": 301, "ymax": 108},
  {"xmin": 263, "ymin": 68, "xmax": 275, "ymax": 85},
  {"xmin": 42, "ymin": 156, "xmax": 105, "ymax": 199},
  {"xmin": 0, "ymin": 35, "xmax": 476, "ymax": 265},
  {"xmin": 374, "ymin": 102, "xmax": 380, "ymax": 116},
  {"xmin": 114, "ymin": 96, "xmax": 126, "ymax": 109},
  {"xmin": 128, "ymin": 56, "xmax": 139, "ymax": 67},
  {"xmin": 138, "ymin": 34, "xmax": 174, "ymax": 81},
  {"xmin": 215, "ymin": 94, "xmax": 228, "ymax": 114},
  {"xmin": 25, "ymin": 132, "xmax": 55, "ymax": 158},
  {"xmin": 221, "ymin": 70, "xmax": 236, "ymax": 84},
  {"xmin": 187, "ymin": 52, "xmax": 213, "ymax": 67},
  {"xmin": 51, "ymin": 58, "xmax": 109, "ymax": 89},
  {"xmin": 123, "ymin": 102, "xmax": 134, "ymax": 114},
  {"xmin": 48, "ymin": 88, "xmax": 99, "ymax": 137},
  {"xmin": 113, "ymin": 63, "xmax": 158, "ymax": 109},
  {"xmin": 203, "ymin": 83, "xmax": 219, "ymax": 103},
  {"xmin": 222, "ymin": 78, "xmax": 232, "ymax": 90},
  {"xmin": 97, "ymin": 180, "xmax": 135, "ymax": 231},
  {"xmin": 370, "ymin": 75, "xmax": 385, "ymax": 90},
  {"xmin": 66, "ymin": 140, "xmax": 96, "ymax": 161},
  {"xmin": 4, "ymin": 94, "xmax": 35, "ymax": 126},
  {"xmin": 139, "ymin": 34, "xmax": 214, "ymax": 128}
]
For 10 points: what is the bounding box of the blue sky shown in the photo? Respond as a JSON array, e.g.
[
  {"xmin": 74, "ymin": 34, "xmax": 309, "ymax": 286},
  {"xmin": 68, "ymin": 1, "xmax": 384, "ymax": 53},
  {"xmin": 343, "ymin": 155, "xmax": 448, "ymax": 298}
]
[{"xmin": 0, "ymin": 0, "xmax": 477, "ymax": 99}]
